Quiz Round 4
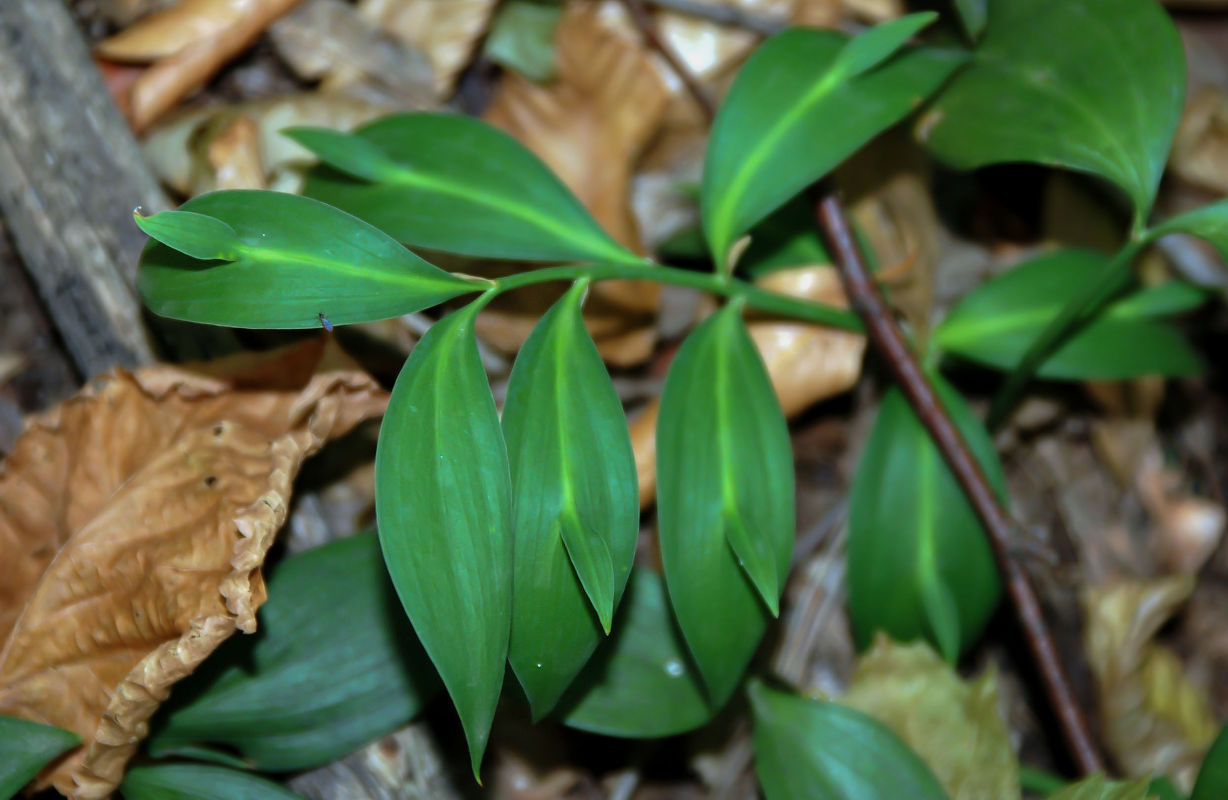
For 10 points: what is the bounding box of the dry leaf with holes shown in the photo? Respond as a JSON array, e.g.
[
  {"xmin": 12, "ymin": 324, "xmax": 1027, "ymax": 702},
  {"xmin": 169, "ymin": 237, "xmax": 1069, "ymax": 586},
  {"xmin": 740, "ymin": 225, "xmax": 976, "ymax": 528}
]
[
  {"xmin": 1083, "ymin": 577, "xmax": 1219, "ymax": 793},
  {"xmin": 96, "ymin": 0, "xmax": 306, "ymax": 131},
  {"xmin": 478, "ymin": 3, "xmax": 670, "ymax": 366},
  {"xmin": 629, "ymin": 266, "xmax": 863, "ymax": 506},
  {"xmin": 840, "ymin": 636, "xmax": 1019, "ymax": 800},
  {"xmin": 357, "ymin": 0, "xmax": 496, "ymax": 97},
  {"xmin": 0, "ymin": 339, "xmax": 385, "ymax": 799}
]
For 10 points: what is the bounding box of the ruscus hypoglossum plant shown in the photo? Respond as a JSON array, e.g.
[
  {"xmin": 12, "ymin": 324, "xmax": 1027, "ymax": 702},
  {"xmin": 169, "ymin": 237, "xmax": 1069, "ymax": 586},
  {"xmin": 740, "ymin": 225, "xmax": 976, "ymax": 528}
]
[{"xmin": 106, "ymin": 0, "xmax": 1228, "ymax": 795}]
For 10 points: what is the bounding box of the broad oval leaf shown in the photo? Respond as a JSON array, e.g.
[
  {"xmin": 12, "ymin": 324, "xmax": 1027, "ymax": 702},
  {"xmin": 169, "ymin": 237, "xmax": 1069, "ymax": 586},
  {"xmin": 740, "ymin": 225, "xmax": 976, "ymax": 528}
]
[
  {"xmin": 701, "ymin": 20, "xmax": 964, "ymax": 269},
  {"xmin": 933, "ymin": 249, "xmax": 1205, "ymax": 380},
  {"xmin": 0, "ymin": 715, "xmax": 79, "ymax": 799},
  {"xmin": 749, "ymin": 681, "xmax": 948, "ymax": 800},
  {"xmin": 295, "ymin": 113, "xmax": 638, "ymax": 264},
  {"xmin": 138, "ymin": 190, "xmax": 478, "ymax": 329},
  {"xmin": 502, "ymin": 282, "xmax": 639, "ymax": 718},
  {"xmin": 146, "ymin": 531, "xmax": 438, "ymax": 771},
  {"xmin": 657, "ymin": 304, "xmax": 794, "ymax": 705},
  {"xmin": 918, "ymin": 0, "xmax": 1185, "ymax": 218},
  {"xmin": 1192, "ymin": 723, "xmax": 1228, "ymax": 800},
  {"xmin": 848, "ymin": 375, "xmax": 1003, "ymax": 661},
  {"xmin": 121, "ymin": 764, "xmax": 304, "ymax": 800},
  {"xmin": 557, "ymin": 568, "xmax": 713, "ymax": 737},
  {"xmin": 375, "ymin": 303, "xmax": 513, "ymax": 780}
]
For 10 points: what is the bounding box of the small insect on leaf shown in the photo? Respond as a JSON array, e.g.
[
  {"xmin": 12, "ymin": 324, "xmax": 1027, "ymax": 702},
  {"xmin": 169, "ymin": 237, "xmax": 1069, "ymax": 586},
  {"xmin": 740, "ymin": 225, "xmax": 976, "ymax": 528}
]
[{"xmin": 318, "ymin": 313, "xmax": 333, "ymax": 332}]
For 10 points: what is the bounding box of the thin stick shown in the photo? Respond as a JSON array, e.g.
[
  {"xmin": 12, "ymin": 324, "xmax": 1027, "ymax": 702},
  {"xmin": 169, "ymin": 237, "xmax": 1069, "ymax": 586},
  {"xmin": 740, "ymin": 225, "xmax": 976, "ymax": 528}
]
[
  {"xmin": 642, "ymin": 0, "xmax": 786, "ymax": 36},
  {"xmin": 619, "ymin": 0, "xmax": 718, "ymax": 122},
  {"xmin": 816, "ymin": 192, "xmax": 1105, "ymax": 777}
]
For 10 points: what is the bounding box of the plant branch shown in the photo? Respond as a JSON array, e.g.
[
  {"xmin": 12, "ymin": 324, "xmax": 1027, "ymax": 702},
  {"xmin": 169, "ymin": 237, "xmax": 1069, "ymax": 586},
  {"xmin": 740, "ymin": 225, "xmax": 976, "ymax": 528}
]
[
  {"xmin": 816, "ymin": 191, "xmax": 1105, "ymax": 777},
  {"xmin": 620, "ymin": 0, "xmax": 718, "ymax": 121},
  {"xmin": 492, "ymin": 262, "xmax": 864, "ymax": 332},
  {"xmin": 641, "ymin": 0, "xmax": 787, "ymax": 36}
]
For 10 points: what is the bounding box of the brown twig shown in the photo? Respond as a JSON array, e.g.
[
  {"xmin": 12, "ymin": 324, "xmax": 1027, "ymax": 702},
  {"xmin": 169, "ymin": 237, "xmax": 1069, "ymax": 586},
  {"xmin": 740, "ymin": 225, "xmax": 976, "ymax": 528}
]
[
  {"xmin": 619, "ymin": 0, "xmax": 717, "ymax": 122},
  {"xmin": 816, "ymin": 192, "xmax": 1104, "ymax": 777},
  {"xmin": 641, "ymin": 0, "xmax": 786, "ymax": 36}
]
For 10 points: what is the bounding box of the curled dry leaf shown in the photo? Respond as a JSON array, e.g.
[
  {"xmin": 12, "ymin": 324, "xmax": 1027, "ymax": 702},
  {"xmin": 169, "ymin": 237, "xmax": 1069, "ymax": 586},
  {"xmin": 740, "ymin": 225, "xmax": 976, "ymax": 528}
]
[
  {"xmin": 1172, "ymin": 85, "xmax": 1228, "ymax": 196},
  {"xmin": 840, "ymin": 636, "xmax": 1019, "ymax": 800},
  {"xmin": 629, "ymin": 266, "xmax": 864, "ymax": 506},
  {"xmin": 1083, "ymin": 577, "xmax": 1219, "ymax": 793},
  {"xmin": 96, "ymin": 0, "xmax": 306, "ymax": 131},
  {"xmin": 0, "ymin": 339, "xmax": 386, "ymax": 799},
  {"xmin": 479, "ymin": 3, "xmax": 670, "ymax": 366},
  {"xmin": 357, "ymin": 0, "xmax": 497, "ymax": 98}
]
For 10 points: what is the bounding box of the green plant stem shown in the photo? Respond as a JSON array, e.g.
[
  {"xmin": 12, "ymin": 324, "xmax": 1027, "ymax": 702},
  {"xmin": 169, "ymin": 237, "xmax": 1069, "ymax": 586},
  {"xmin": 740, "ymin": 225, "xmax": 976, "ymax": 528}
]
[
  {"xmin": 491, "ymin": 263, "xmax": 865, "ymax": 332},
  {"xmin": 985, "ymin": 240, "xmax": 1142, "ymax": 429}
]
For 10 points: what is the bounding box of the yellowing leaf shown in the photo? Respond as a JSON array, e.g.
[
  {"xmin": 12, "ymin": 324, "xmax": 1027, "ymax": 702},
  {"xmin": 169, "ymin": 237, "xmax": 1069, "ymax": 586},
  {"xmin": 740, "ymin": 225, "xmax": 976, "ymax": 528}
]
[
  {"xmin": 1083, "ymin": 577, "xmax": 1219, "ymax": 793},
  {"xmin": 0, "ymin": 340, "xmax": 385, "ymax": 799},
  {"xmin": 840, "ymin": 636, "xmax": 1018, "ymax": 800}
]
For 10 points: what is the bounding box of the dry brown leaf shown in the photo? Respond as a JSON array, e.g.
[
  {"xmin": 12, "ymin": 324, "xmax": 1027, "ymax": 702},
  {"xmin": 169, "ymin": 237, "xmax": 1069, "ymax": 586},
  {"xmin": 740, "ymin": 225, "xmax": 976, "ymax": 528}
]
[
  {"xmin": 357, "ymin": 0, "xmax": 496, "ymax": 97},
  {"xmin": 478, "ymin": 3, "xmax": 670, "ymax": 366},
  {"xmin": 1136, "ymin": 449, "xmax": 1226, "ymax": 575},
  {"xmin": 203, "ymin": 113, "xmax": 267, "ymax": 191},
  {"xmin": 630, "ymin": 266, "xmax": 864, "ymax": 506},
  {"xmin": 1083, "ymin": 577, "xmax": 1219, "ymax": 792},
  {"xmin": 1172, "ymin": 85, "xmax": 1228, "ymax": 195},
  {"xmin": 841, "ymin": 636, "xmax": 1019, "ymax": 800},
  {"xmin": 96, "ymin": 0, "xmax": 306, "ymax": 131},
  {"xmin": 0, "ymin": 339, "xmax": 385, "ymax": 799}
]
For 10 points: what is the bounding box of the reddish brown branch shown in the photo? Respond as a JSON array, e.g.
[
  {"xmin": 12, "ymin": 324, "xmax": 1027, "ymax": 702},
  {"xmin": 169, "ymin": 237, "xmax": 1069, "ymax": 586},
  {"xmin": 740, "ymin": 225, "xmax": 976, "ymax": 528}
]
[
  {"xmin": 619, "ymin": 0, "xmax": 717, "ymax": 122},
  {"xmin": 816, "ymin": 192, "xmax": 1105, "ymax": 777}
]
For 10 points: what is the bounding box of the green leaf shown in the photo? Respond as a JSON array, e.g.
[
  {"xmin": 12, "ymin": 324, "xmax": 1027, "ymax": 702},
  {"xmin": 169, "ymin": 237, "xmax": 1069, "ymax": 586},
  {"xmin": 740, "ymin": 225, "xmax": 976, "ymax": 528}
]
[
  {"xmin": 657, "ymin": 304, "xmax": 794, "ymax": 705},
  {"xmin": 0, "ymin": 715, "xmax": 79, "ymax": 799},
  {"xmin": 749, "ymin": 681, "xmax": 949, "ymax": 800},
  {"xmin": 847, "ymin": 376, "xmax": 1003, "ymax": 660},
  {"xmin": 134, "ymin": 210, "xmax": 241, "ymax": 261},
  {"xmin": 1192, "ymin": 722, "xmax": 1228, "ymax": 800},
  {"xmin": 1048, "ymin": 774, "xmax": 1152, "ymax": 800},
  {"xmin": 829, "ymin": 12, "xmax": 938, "ymax": 82},
  {"xmin": 1148, "ymin": 198, "xmax": 1228, "ymax": 263},
  {"xmin": 738, "ymin": 195, "xmax": 832, "ymax": 278},
  {"xmin": 146, "ymin": 531, "xmax": 438, "ymax": 771},
  {"xmin": 952, "ymin": 0, "xmax": 987, "ymax": 41},
  {"xmin": 141, "ymin": 744, "xmax": 252, "ymax": 770},
  {"xmin": 502, "ymin": 282, "xmax": 638, "ymax": 717},
  {"xmin": 1148, "ymin": 776, "xmax": 1185, "ymax": 800},
  {"xmin": 933, "ymin": 250, "xmax": 1205, "ymax": 380},
  {"xmin": 121, "ymin": 764, "xmax": 304, "ymax": 800},
  {"xmin": 917, "ymin": 0, "xmax": 1185, "ymax": 218},
  {"xmin": 557, "ymin": 568, "xmax": 713, "ymax": 737},
  {"xmin": 484, "ymin": 0, "xmax": 562, "ymax": 82},
  {"xmin": 375, "ymin": 303, "xmax": 513, "ymax": 781},
  {"xmin": 702, "ymin": 23, "xmax": 964, "ymax": 269},
  {"xmin": 296, "ymin": 113, "xmax": 637, "ymax": 264},
  {"xmin": 138, "ymin": 190, "xmax": 477, "ymax": 329}
]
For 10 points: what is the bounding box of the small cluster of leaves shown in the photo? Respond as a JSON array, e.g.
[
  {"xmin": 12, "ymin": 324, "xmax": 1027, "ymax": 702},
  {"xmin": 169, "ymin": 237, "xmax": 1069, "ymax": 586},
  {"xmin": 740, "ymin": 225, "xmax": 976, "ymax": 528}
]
[{"xmin": 61, "ymin": 0, "xmax": 1228, "ymax": 794}]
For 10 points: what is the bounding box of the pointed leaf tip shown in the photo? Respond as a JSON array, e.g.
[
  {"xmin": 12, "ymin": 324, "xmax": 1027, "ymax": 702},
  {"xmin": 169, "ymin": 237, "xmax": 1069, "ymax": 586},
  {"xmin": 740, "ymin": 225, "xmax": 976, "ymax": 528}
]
[
  {"xmin": 558, "ymin": 514, "xmax": 617, "ymax": 634},
  {"xmin": 829, "ymin": 11, "xmax": 939, "ymax": 82},
  {"xmin": 283, "ymin": 126, "xmax": 402, "ymax": 184},
  {"xmin": 134, "ymin": 208, "xmax": 241, "ymax": 262},
  {"xmin": 724, "ymin": 511, "xmax": 781, "ymax": 617}
]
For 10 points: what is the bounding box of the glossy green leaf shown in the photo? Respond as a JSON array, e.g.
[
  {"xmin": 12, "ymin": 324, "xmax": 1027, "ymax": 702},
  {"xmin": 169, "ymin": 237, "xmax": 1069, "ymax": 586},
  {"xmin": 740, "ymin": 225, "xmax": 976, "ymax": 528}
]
[
  {"xmin": 1148, "ymin": 776, "xmax": 1185, "ymax": 800},
  {"xmin": 1047, "ymin": 774, "xmax": 1151, "ymax": 800},
  {"xmin": 657, "ymin": 304, "xmax": 794, "ymax": 704},
  {"xmin": 702, "ymin": 22, "xmax": 964, "ymax": 269},
  {"xmin": 138, "ymin": 190, "xmax": 477, "ymax": 329},
  {"xmin": 502, "ymin": 282, "xmax": 638, "ymax": 717},
  {"xmin": 147, "ymin": 531, "xmax": 438, "ymax": 771},
  {"xmin": 484, "ymin": 0, "xmax": 562, "ymax": 82},
  {"xmin": 375, "ymin": 303, "xmax": 513, "ymax": 780},
  {"xmin": 749, "ymin": 681, "xmax": 948, "ymax": 800},
  {"xmin": 918, "ymin": 0, "xmax": 1185, "ymax": 217},
  {"xmin": 557, "ymin": 569, "xmax": 713, "ymax": 737},
  {"xmin": 296, "ymin": 113, "xmax": 637, "ymax": 264},
  {"xmin": 952, "ymin": 0, "xmax": 987, "ymax": 41},
  {"xmin": 1149, "ymin": 198, "xmax": 1228, "ymax": 263},
  {"xmin": 933, "ymin": 250, "xmax": 1206, "ymax": 380},
  {"xmin": 848, "ymin": 376, "xmax": 1003, "ymax": 661},
  {"xmin": 1192, "ymin": 722, "xmax": 1228, "ymax": 800},
  {"xmin": 738, "ymin": 195, "xmax": 832, "ymax": 278},
  {"xmin": 134, "ymin": 210, "xmax": 241, "ymax": 261},
  {"xmin": 121, "ymin": 764, "xmax": 303, "ymax": 800},
  {"xmin": 0, "ymin": 715, "xmax": 79, "ymax": 800}
]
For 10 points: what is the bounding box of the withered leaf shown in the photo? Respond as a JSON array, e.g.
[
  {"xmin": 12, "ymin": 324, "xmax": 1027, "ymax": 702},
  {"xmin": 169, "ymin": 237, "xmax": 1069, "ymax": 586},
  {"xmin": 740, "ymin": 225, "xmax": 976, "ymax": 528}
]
[
  {"xmin": 1083, "ymin": 577, "xmax": 1219, "ymax": 793},
  {"xmin": 0, "ymin": 339, "xmax": 385, "ymax": 799},
  {"xmin": 357, "ymin": 0, "xmax": 497, "ymax": 97},
  {"xmin": 840, "ymin": 635, "xmax": 1019, "ymax": 800}
]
